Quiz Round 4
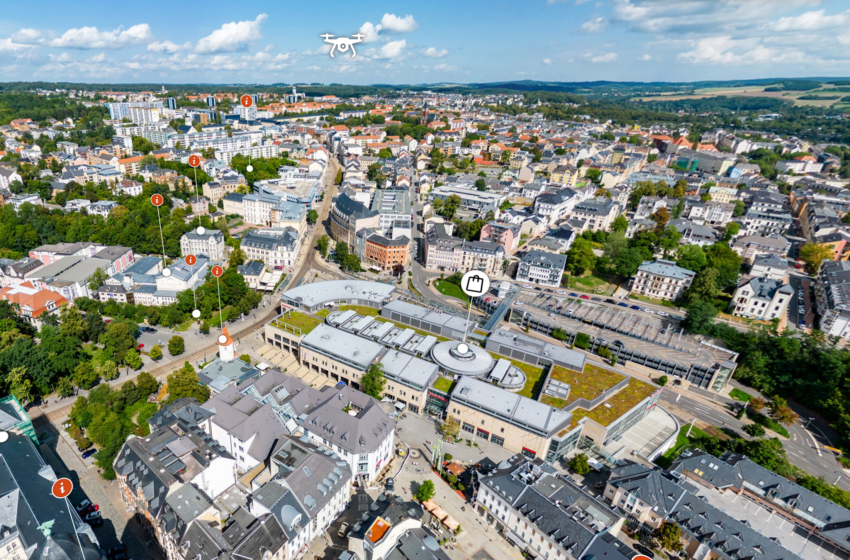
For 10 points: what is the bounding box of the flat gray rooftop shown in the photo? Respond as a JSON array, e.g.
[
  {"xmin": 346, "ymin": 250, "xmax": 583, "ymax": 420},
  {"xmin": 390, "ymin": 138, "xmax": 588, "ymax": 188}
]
[
  {"xmin": 281, "ymin": 280, "xmax": 396, "ymax": 308},
  {"xmin": 301, "ymin": 323, "xmax": 385, "ymax": 370}
]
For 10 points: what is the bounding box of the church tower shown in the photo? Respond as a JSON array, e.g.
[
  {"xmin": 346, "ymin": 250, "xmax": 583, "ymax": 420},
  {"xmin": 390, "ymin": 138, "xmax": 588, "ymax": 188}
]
[{"xmin": 219, "ymin": 327, "xmax": 236, "ymax": 363}]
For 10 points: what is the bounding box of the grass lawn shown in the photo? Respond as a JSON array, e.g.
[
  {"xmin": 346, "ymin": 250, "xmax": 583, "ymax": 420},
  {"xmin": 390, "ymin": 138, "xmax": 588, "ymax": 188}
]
[
  {"xmin": 270, "ymin": 311, "xmax": 323, "ymax": 336},
  {"xmin": 338, "ymin": 305, "xmax": 381, "ymax": 317},
  {"xmin": 729, "ymin": 388, "xmax": 753, "ymax": 402},
  {"xmin": 654, "ymin": 425, "xmax": 709, "ymax": 468},
  {"xmin": 432, "ymin": 376, "xmax": 457, "ymax": 394},
  {"xmin": 316, "ymin": 309, "xmax": 331, "ymax": 318},
  {"xmin": 488, "ymin": 354, "xmax": 545, "ymax": 400},
  {"xmin": 628, "ymin": 294, "xmax": 680, "ymax": 309},
  {"xmin": 434, "ymin": 279, "xmax": 468, "ymax": 302},
  {"xmin": 173, "ymin": 318, "xmax": 195, "ymax": 332},
  {"xmin": 547, "ymin": 364, "xmax": 627, "ymax": 406},
  {"xmin": 745, "ymin": 408, "xmax": 790, "ymax": 438},
  {"xmin": 564, "ymin": 272, "xmax": 619, "ymax": 296}
]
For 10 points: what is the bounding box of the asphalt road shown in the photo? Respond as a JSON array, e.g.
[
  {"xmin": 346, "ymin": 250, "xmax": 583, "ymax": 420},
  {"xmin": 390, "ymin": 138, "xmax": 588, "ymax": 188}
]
[{"xmin": 660, "ymin": 389, "xmax": 849, "ymax": 489}]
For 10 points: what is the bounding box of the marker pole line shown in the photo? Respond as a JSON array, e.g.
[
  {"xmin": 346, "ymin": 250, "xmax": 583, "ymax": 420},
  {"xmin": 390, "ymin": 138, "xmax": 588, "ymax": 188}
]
[
  {"xmin": 216, "ymin": 275, "xmax": 223, "ymax": 334},
  {"xmin": 193, "ymin": 166, "xmax": 201, "ymax": 228},
  {"xmin": 155, "ymin": 206, "xmax": 167, "ymax": 268},
  {"xmin": 65, "ymin": 497, "xmax": 86, "ymax": 560}
]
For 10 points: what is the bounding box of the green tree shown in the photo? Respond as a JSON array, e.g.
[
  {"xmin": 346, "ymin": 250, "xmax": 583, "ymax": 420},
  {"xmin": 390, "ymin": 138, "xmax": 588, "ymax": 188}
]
[
  {"xmin": 682, "ymin": 267, "xmax": 720, "ymax": 305},
  {"xmin": 659, "ymin": 226, "xmax": 682, "ymax": 256},
  {"xmin": 73, "ymin": 361, "xmax": 99, "ymax": 389},
  {"xmin": 87, "ymin": 267, "xmax": 109, "ymax": 293},
  {"xmin": 317, "ymin": 234, "xmax": 330, "ymax": 258},
  {"xmin": 200, "ymin": 321, "xmax": 210, "ymax": 335},
  {"xmin": 441, "ymin": 415, "xmax": 461, "ymax": 439},
  {"xmin": 100, "ymin": 322, "xmax": 135, "ymax": 363},
  {"xmin": 658, "ymin": 375, "xmax": 669, "ymax": 386},
  {"xmin": 100, "ymin": 360, "xmax": 119, "ymax": 381},
  {"xmin": 307, "ymin": 209, "xmax": 319, "ymax": 225},
  {"xmin": 677, "ymin": 245, "xmax": 707, "ymax": 272},
  {"xmin": 59, "ymin": 305, "xmax": 87, "ymax": 340},
  {"xmin": 733, "ymin": 200, "xmax": 746, "ymax": 217},
  {"xmin": 565, "ymin": 238, "xmax": 597, "ymax": 276},
  {"xmin": 721, "ymin": 222, "xmax": 741, "ymax": 242},
  {"xmin": 683, "ymin": 300, "xmax": 718, "ymax": 334},
  {"xmin": 799, "ymin": 243, "xmax": 832, "ymax": 275},
  {"xmin": 653, "ymin": 521, "xmax": 683, "ymax": 552},
  {"xmin": 361, "ymin": 363, "xmax": 387, "ymax": 399},
  {"xmin": 229, "ymin": 246, "xmax": 246, "ymax": 267},
  {"xmin": 568, "ymin": 453, "xmax": 591, "ymax": 475},
  {"xmin": 743, "ymin": 423, "xmax": 766, "ymax": 437},
  {"xmin": 125, "ymin": 348, "xmax": 143, "ymax": 369},
  {"xmin": 166, "ymin": 362, "xmax": 210, "ymax": 404},
  {"xmin": 475, "ymin": 178, "xmax": 487, "ymax": 191},
  {"xmin": 416, "ymin": 479, "xmax": 436, "ymax": 502},
  {"xmin": 768, "ymin": 395, "xmax": 800, "ymax": 426},
  {"xmin": 611, "ymin": 215, "xmax": 628, "ymax": 233},
  {"xmin": 615, "ymin": 247, "xmax": 645, "ymax": 278},
  {"xmin": 148, "ymin": 344, "xmax": 163, "ymax": 360},
  {"xmin": 56, "ymin": 376, "xmax": 74, "ymax": 398},
  {"xmin": 705, "ymin": 243, "xmax": 742, "ymax": 289},
  {"xmin": 8, "ymin": 367, "xmax": 34, "ymax": 405},
  {"xmin": 168, "ymin": 335, "xmax": 185, "ymax": 356}
]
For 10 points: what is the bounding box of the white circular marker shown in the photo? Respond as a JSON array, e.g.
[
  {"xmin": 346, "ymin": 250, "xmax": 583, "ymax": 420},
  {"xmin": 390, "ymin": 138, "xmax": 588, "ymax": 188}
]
[
  {"xmin": 457, "ymin": 343, "xmax": 469, "ymax": 354},
  {"xmin": 192, "ymin": 310, "xmax": 201, "ymax": 319},
  {"xmin": 218, "ymin": 335, "xmax": 228, "ymax": 344},
  {"xmin": 196, "ymin": 226, "xmax": 206, "ymax": 235},
  {"xmin": 0, "ymin": 432, "xmax": 8, "ymax": 443},
  {"xmin": 460, "ymin": 270, "xmax": 491, "ymax": 298},
  {"xmin": 246, "ymin": 165, "xmax": 254, "ymax": 172},
  {"xmin": 162, "ymin": 268, "xmax": 172, "ymax": 277}
]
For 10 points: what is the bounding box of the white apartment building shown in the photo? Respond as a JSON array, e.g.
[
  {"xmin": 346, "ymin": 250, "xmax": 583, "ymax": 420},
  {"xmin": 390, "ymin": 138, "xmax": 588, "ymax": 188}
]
[
  {"xmin": 240, "ymin": 229, "xmax": 300, "ymax": 267},
  {"xmin": 533, "ymin": 189, "xmax": 579, "ymax": 224},
  {"xmin": 215, "ymin": 143, "xmax": 280, "ymax": 164},
  {"xmin": 128, "ymin": 106, "xmax": 162, "ymax": 124},
  {"xmin": 516, "ymin": 250, "xmax": 567, "ymax": 288},
  {"xmin": 179, "ymin": 230, "xmax": 225, "ymax": 260},
  {"xmin": 685, "ymin": 201, "xmax": 735, "ymax": 226},
  {"xmin": 630, "ymin": 259, "xmax": 696, "ymax": 301},
  {"xmin": 743, "ymin": 209, "xmax": 793, "ymax": 236},
  {"xmin": 243, "ymin": 192, "xmax": 284, "ymax": 226},
  {"xmin": 776, "ymin": 159, "xmax": 823, "ymax": 174},
  {"xmin": 730, "ymin": 277, "xmax": 793, "ymax": 321},
  {"xmin": 0, "ymin": 167, "xmax": 23, "ymax": 189}
]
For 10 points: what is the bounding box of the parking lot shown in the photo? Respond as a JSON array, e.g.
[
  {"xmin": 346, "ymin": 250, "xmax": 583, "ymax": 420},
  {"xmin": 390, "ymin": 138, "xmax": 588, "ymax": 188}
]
[{"xmin": 787, "ymin": 274, "xmax": 815, "ymax": 331}]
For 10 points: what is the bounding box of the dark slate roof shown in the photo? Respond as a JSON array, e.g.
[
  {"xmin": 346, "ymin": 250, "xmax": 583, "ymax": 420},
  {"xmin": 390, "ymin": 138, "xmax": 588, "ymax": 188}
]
[
  {"xmin": 521, "ymin": 249, "xmax": 567, "ymax": 270},
  {"xmin": 607, "ymin": 461, "xmax": 688, "ymax": 517},
  {"xmin": 335, "ymin": 192, "xmax": 379, "ymax": 220}
]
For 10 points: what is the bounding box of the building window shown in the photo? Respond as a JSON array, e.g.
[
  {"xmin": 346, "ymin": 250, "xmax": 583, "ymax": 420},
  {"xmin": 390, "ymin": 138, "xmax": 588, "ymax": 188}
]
[{"xmin": 462, "ymin": 422, "xmax": 475, "ymax": 434}]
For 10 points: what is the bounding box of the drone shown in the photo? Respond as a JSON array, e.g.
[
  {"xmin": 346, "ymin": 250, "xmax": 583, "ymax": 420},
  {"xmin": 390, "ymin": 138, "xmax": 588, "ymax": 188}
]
[{"xmin": 321, "ymin": 33, "xmax": 365, "ymax": 58}]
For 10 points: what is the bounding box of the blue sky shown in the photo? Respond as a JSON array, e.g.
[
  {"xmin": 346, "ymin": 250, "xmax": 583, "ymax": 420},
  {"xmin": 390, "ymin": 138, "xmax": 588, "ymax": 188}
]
[{"xmin": 1, "ymin": 0, "xmax": 849, "ymax": 85}]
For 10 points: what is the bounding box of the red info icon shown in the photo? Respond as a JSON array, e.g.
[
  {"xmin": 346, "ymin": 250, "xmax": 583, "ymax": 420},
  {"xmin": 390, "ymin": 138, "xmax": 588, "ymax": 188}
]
[
  {"xmin": 52, "ymin": 478, "xmax": 73, "ymax": 498},
  {"xmin": 211, "ymin": 266, "xmax": 224, "ymax": 278},
  {"xmin": 188, "ymin": 155, "xmax": 201, "ymax": 168},
  {"xmin": 240, "ymin": 94, "xmax": 253, "ymax": 108},
  {"xmin": 185, "ymin": 255, "xmax": 197, "ymax": 266},
  {"xmin": 150, "ymin": 194, "xmax": 164, "ymax": 207}
]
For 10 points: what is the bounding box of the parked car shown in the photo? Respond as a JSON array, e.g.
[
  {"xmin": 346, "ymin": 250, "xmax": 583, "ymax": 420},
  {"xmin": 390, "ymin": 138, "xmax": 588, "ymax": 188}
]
[
  {"xmin": 523, "ymin": 284, "xmax": 533, "ymax": 289},
  {"xmin": 75, "ymin": 499, "xmax": 93, "ymax": 512},
  {"xmin": 634, "ymin": 544, "xmax": 655, "ymax": 558},
  {"xmin": 549, "ymin": 313, "xmax": 556, "ymax": 317},
  {"xmin": 106, "ymin": 545, "xmax": 127, "ymax": 558},
  {"xmin": 111, "ymin": 553, "xmax": 128, "ymax": 560},
  {"xmin": 137, "ymin": 343, "xmax": 144, "ymax": 350},
  {"xmin": 385, "ymin": 478, "xmax": 395, "ymax": 491},
  {"xmin": 569, "ymin": 293, "xmax": 579, "ymax": 297},
  {"xmin": 82, "ymin": 448, "xmax": 97, "ymax": 459},
  {"xmin": 614, "ymin": 340, "xmax": 624, "ymax": 347},
  {"xmin": 605, "ymin": 298, "xmax": 616, "ymax": 304},
  {"xmin": 556, "ymin": 290, "xmax": 566, "ymax": 295},
  {"xmin": 88, "ymin": 517, "xmax": 103, "ymax": 528},
  {"xmin": 644, "ymin": 309, "xmax": 655, "ymax": 314},
  {"xmin": 579, "ymin": 295, "xmax": 590, "ymax": 300},
  {"xmin": 84, "ymin": 512, "xmax": 102, "ymax": 522},
  {"xmin": 630, "ymin": 305, "xmax": 641, "ymax": 310},
  {"xmin": 657, "ymin": 311, "xmax": 669, "ymax": 317},
  {"xmin": 618, "ymin": 303, "xmax": 629, "ymax": 308},
  {"xmin": 591, "ymin": 297, "xmax": 602, "ymax": 302},
  {"xmin": 338, "ymin": 522, "xmax": 350, "ymax": 538}
]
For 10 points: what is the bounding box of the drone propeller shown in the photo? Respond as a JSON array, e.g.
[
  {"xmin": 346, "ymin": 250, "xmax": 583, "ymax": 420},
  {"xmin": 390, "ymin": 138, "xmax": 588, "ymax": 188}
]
[
  {"xmin": 321, "ymin": 33, "xmax": 335, "ymax": 41},
  {"xmin": 351, "ymin": 33, "xmax": 365, "ymax": 42}
]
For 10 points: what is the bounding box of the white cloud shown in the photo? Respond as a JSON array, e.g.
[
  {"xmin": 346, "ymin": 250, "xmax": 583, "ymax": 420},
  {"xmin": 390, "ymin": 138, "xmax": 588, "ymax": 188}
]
[
  {"xmin": 767, "ymin": 9, "xmax": 850, "ymax": 31},
  {"xmin": 305, "ymin": 65, "xmax": 321, "ymax": 71},
  {"xmin": 195, "ymin": 14, "xmax": 267, "ymax": 53},
  {"xmin": 358, "ymin": 22, "xmax": 382, "ymax": 43},
  {"xmin": 148, "ymin": 40, "xmax": 191, "ymax": 53},
  {"xmin": 11, "ymin": 29, "xmax": 44, "ymax": 45},
  {"xmin": 50, "ymin": 24, "xmax": 152, "ymax": 49},
  {"xmin": 0, "ymin": 38, "xmax": 34, "ymax": 52},
  {"xmin": 581, "ymin": 17, "xmax": 608, "ymax": 33},
  {"xmin": 639, "ymin": 53, "xmax": 652, "ymax": 61},
  {"xmin": 591, "ymin": 52, "xmax": 618, "ymax": 62},
  {"xmin": 677, "ymin": 35, "xmax": 810, "ymax": 65},
  {"xmin": 422, "ymin": 47, "xmax": 448, "ymax": 58},
  {"xmin": 375, "ymin": 40, "xmax": 406, "ymax": 59},
  {"xmin": 380, "ymin": 14, "xmax": 419, "ymax": 33},
  {"xmin": 89, "ymin": 53, "xmax": 107, "ymax": 62},
  {"xmin": 434, "ymin": 63, "xmax": 457, "ymax": 71},
  {"xmin": 542, "ymin": 58, "xmax": 553, "ymax": 64}
]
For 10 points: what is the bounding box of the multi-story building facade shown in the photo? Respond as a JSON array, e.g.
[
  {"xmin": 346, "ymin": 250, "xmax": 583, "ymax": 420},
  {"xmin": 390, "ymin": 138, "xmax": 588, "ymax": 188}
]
[
  {"xmin": 742, "ymin": 209, "xmax": 793, "ymax": 236},
  {"xmin": 240, "ymin": 228, "xmax": 300, "ymax": 267},
  {"xmin": 732, "ymin": 234, "xmax": 790, "ymax": 263},
  {"xmin": 516, "ymin": 250, "xmax": 567, "ymax": 287},
  {"xmin": 180, "ymin": 229, "xmax": 225, "ymax": 260},
  {"xmin": 480, "ymin": 221, "xmax": 521, "ymax": 254},
  {"xmin": 815, "ymin": 260, "xmax": 850, "ymax": 338},
  {"xmin": 569, "ymin": 196, "xmax": 619, "ymax": 233},
  {"xmin": 363, "ymin": 233, "xmax": 410, "ymax": 271},
  {"xmin": 424, "ymin": 224, "xmax": 504, "ymax": 275},
  {"xmin": 533, "ymin": 189, "xmax": 579, "ymax": 224},
  {"xmin": 730, "ymin": 277, "xmax": 793, "ymax": 320},
  {"xmin": 630, "ymin": 259, "xmax": 696, "ymax": 301},
  {"xmin": 330, "ymin": 193, "xmax": 380, "ymax": 246}
]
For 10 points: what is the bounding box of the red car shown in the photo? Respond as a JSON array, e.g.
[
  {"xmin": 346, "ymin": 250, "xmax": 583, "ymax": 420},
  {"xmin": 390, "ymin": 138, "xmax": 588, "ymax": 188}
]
[
  {"xmin": 580, "ymin": 295, "xmax": 590, "ymax": 300},
  {"xmin": 137, "ymin": 343, "xmax": 144, "ymax": 350},
  {"xmin": 104, "ymin": 319, "xmax": 111, "ymax": 324}
]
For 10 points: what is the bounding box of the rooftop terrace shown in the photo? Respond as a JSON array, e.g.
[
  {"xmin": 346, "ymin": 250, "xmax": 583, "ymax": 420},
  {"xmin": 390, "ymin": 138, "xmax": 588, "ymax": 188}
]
[{"xmin": 269, "ymin": 311, "xmax": 323, "ymax": 336}]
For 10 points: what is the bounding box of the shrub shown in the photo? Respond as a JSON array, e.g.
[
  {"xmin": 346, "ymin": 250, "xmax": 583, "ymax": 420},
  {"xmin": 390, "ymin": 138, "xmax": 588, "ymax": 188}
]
[
  {"xmin": 575, "ymin": 332, "xmax": 591, "ymax": 350},
  {"xmin": 598, "ymin": 346, "xmax": 611, "ymax": 359},
  {"xmin": 658, "ymin": 375, "xmax": 669, "ymax": 387},
  {"xmin": 568, "ymin": 453, "xmax": 591, "ymax": 475},
  {"xmin": 444, "ymin": 453, "xmax": 453, "ymax": 461}
]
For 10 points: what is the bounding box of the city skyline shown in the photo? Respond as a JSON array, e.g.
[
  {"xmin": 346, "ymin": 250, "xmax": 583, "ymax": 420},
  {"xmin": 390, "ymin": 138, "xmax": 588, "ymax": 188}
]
[{"xmin": 1, "ymin": 0, "xmax": 850, "ymax": 84}]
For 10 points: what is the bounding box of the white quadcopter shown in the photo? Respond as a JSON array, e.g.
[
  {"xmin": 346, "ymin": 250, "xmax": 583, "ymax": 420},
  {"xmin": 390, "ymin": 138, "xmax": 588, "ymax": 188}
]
[{"xmin": 321, "ymin": 33, "xmax": 365, "ymax": 58}]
